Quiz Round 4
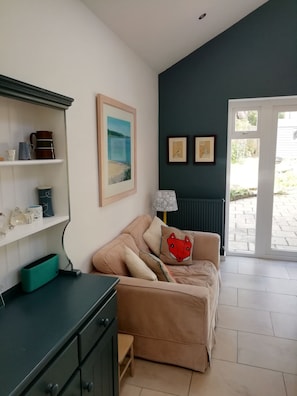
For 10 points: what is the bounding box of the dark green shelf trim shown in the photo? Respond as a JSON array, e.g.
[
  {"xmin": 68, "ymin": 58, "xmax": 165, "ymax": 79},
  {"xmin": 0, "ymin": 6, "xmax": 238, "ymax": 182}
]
[{"xmin": 0, "ymin": 74, "xmax": 74, "ymax": 109}]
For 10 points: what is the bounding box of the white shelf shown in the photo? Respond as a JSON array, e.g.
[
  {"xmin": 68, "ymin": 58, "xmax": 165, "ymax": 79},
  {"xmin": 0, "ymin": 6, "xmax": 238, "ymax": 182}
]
[
  {"xmin": 0, "ymin": 216, "xmax": 69, "ymax": 247},
  {"xmin": 0, "ymin": 159, "xmax": 64, "ymax": 167}
]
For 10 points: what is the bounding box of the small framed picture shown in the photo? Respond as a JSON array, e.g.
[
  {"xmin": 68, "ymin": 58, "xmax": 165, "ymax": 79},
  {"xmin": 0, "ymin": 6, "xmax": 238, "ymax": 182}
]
[
  {"xmin": 194, "ymin": 135, "xmax": 216, "ymax": 164},
  {"xmin": 167, "ymin": 136, "xmax": 188, "ymax": 163}
]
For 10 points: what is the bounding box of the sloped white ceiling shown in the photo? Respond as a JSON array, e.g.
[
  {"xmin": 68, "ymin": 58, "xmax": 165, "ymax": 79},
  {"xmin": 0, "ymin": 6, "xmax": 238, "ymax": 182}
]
[{"xmin": 82, "ymin": 0, "xmax": 269, "ymax": 73}]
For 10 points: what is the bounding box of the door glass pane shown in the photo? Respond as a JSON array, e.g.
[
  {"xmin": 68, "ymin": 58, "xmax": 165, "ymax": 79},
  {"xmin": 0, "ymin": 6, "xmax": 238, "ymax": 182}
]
[
  {"xmin": 271, "ymin": 111, "xmax": 297, "ymax": 252},
  {"xmin": 229, "ymin": 139, "xmax": 259, "ymax": 254},
  {"xmin": 235, "ymin": 110, "xmax": 258, "ymax": 132}
]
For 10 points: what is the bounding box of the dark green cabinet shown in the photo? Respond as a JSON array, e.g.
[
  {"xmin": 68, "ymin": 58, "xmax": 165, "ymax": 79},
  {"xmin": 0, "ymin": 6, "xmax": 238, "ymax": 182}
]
[
  {"xmin": 0, "ymin": 76, "xmax": 119, "ymax": 396},
  {"xmin": 60, "ymin": 372, "xmax": 81, "ymax": 396},
  {"xmin": 27, "ymin": 338, "xmax": 79, "ymax": 395},
  {"xmin": 81, "ymin": 320, "xmax": 118, "ymax": 396},
  {"xmin": 0, "ymin": 273, "xmax": 119, "ymax": 396}
]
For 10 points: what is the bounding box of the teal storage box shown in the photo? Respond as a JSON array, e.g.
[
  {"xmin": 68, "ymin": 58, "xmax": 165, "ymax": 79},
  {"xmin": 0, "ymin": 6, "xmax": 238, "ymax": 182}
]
[{"xmin": 21, "ymin": 254, "xmax": 59, "ymax": 292}]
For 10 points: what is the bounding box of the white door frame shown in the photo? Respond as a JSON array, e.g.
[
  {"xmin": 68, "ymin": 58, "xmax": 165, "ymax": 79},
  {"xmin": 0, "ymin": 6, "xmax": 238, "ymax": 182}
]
[{"xmin": 226, "ymin": 96, "xmax": 297, "ymax": 260}]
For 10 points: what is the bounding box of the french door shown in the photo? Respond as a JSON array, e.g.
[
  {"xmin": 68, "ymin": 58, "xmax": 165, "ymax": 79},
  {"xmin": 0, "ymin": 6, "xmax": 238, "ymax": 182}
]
[{"xmin": 226, "ymin": 97, "xmax": 297, "ymax": 261}]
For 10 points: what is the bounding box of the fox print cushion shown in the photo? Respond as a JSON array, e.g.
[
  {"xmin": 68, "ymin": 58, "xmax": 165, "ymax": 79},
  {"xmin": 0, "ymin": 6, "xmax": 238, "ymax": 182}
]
[{"xmin": 160, "ymin": 226, "xmax": 194, "ymax": 265}]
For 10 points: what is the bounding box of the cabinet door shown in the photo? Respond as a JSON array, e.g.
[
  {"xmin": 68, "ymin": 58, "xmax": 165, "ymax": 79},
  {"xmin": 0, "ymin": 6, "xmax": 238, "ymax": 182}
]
[
  {"xmin": 81, "ymin": 320, "xmax": 118, "ymax": 396},
  {"xmin": 60, "ymin": 371, "xmax": 81, "ymax": 396}
]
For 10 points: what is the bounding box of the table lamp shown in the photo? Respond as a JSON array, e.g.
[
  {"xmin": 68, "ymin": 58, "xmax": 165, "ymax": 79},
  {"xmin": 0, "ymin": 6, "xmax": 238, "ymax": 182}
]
[{"xmin": 153, "ymin": 190, "xmax": 178, "ymax": 224}]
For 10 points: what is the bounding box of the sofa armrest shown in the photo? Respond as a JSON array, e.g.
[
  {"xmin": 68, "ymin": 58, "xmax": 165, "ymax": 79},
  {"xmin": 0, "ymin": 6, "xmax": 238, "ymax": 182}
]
[
  {"xmin": 114, "ymin": 276, "xmax": 210, "ymax": 346},
  {"xmin": 191, "ymin": 231, "xmax": 220, "ymax": 270}
]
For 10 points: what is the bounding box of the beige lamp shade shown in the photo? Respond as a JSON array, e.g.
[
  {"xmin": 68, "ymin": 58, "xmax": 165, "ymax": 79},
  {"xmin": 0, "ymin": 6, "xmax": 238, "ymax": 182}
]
[{"xmin": 153, "ymin": 190, "xmax": 178, "ymax": 223}]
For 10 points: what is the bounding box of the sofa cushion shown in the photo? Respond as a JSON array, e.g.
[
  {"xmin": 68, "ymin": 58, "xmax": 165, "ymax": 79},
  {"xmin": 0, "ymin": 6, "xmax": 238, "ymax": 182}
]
[
  {"xmin": 169, "ymin": 260, "xmax": 218, "ymax": 288},
  {"xmin": 121, "ymin": 214, "xmax": 152, "ymax": 252},
  {"xmin": 139, "ymin": 251, "xmax": 176, "ymax": 282},
  {"xmin": 160, "ymin": 226, "xmax": 194, "ymax": 265},
  {"xmin": 125, "ymin": 247, "xmax": 157, "ymax": 281},
  {"xmin": 92, "ymin": 234, "xmax": 139, "ymax": 276},
  {"xmin": 143, "ymin": 216, "xmax": 167, "ymax": 256}
]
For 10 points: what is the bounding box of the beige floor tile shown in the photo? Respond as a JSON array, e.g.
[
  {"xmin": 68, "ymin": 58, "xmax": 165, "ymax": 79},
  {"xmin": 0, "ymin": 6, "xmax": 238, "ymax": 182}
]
[
  {"xmin": 225, "ymin": 256, "xmax": 259, "ymax": 265},
  {"xmin": 212, "ymin": 328, "xmax": 237, "ymax": 362},
  {"xmin": 286, "ymin": 263, "xmax": 297, "ymax": 279},
  {"xmin": 271, "ymin": 312, "xmax": 297, "ymax": 340},
  {"xmin": 120, "ymin": 383, "xmax": 141, "ymax": 396},
  {"xmin": 218, "ymin": 305, "xmax": 273, "ymax": 335},
  {"xmin": 284, "ymin": 373, "xmax": 297, "ymax": 396},
  {"xmin": 238, "ymin": 289, "xmax": 297, "ymax": 314},
  {"xmin": 238, "ymin": 332, "xmax": 297, "ymax": 374},
  {"xmin": 221, "ymin": 272, "xmax": 267, "ymax": 291},
  {"xmin": 219, "ymin": 286, "xmax": 237, "ymax": 306},
  {"xmin": 189, "ymin": 360, "xmax": 286, "ymax": 396},
  {"xmin": 239, "ymin": 260, "xmax": 290, "ymax": 279},
  {"xmin": 141, "ymin": 389, "xmax": 177, "ymax": 396},
  {"xmin": 220, "ymin": 259, "xmax": 238, "ymax": 273},
  {"xmin": 265, "ymin": 277, "xmax": 297, "ymax": 295},
  {"xmin": 125, "ymin": 359, "xmax": 192, "ymax": 396}
]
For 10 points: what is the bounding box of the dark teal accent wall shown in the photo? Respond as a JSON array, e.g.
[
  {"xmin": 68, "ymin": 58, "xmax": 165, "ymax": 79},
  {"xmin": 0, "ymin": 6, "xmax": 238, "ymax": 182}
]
[{"xmin": 159, "ymin": 0, "xmax": 297, "ymax": 199}]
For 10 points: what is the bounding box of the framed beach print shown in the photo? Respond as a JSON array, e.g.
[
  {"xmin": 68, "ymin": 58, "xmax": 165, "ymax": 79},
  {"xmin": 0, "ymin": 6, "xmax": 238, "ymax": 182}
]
[
  {"xmin": 194, "ymin": 135, "xmax": 216, "ymax": 164},
  {"xmin": 96, "ymin": 94, "xmax": 136, "ymax": 206},
  {"xmin": 167, "ymin": 136, "xmax": 188, "ymax": 163}
]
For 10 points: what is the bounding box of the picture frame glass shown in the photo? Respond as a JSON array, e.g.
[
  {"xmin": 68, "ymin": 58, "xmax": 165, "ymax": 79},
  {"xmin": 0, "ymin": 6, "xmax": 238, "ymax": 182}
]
[
  {"xmin": 168, "ymin": 137, "xmax": 187, "ymax": 163},
  {"xmin": 194, "ymin": 136, "xmax": 215, "ymax": 163},
  {"xmin": 97, "ymin": 94, "xmax": 136, "ymax": 206}
]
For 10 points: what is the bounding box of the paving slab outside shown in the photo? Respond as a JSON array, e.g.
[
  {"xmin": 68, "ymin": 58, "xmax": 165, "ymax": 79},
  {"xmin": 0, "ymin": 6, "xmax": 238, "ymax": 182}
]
[{"xmin": 228, "ymin": 191, "xmax": 297, "ymax": 254}]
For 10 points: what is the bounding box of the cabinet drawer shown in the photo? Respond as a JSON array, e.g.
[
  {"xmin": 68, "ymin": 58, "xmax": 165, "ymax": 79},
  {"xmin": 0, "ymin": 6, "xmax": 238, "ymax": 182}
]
[
  {"xmin": 79, "ymin": 292, "xmax": 117, "ymax": 361},
  {"xmin": 26, "ymin": 337, "xmax": 78, "ymax": 396}
]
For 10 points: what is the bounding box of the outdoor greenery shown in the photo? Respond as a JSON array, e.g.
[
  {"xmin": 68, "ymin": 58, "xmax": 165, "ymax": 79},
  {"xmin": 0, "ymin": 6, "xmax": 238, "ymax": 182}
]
[
  {"xmin": 230, "ymin": 160, "xmax": 297, "ymax": 201},
  {"xmin": 231, "ymin": 139, "xmax": 258, "ymax": 164},
  {"xmin": 274, "ymin": 160, "xmax": 297, "ymax": 193},
  {"xmin": 230, "ymin": 187, "xmax": 257, "ymax": 201},
  {"xmin": 233, "ymin": 111, "xmax": 259, "ymax": 163},
  {"xmin": 231, "ymin": 111, "xmax": 296, "ymax": 200},
  {"xmin": 235, "ymin": 110, "xmax": 257, "ymax": 131}
]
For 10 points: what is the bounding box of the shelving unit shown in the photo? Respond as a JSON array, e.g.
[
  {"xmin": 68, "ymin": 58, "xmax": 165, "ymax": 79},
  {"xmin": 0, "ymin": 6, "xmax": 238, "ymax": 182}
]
[
  {"xmin": 0, "ymin": 159, "xmax": 64, "ymax": 167},
  {"xmin": 0, "ymin": 216, "xmax": 69, "ymax": 247},
  {"xmin": 0, "ymin": 74, "xmax": 74, "ymax": 291}
]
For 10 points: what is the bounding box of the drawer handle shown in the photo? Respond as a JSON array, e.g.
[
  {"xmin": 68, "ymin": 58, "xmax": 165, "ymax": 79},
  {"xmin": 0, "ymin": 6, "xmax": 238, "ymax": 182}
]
[
  {"xmin": 46, "ymin": 383, "xmax": 59, "ymax": 395},
  {"xmin": 83, "ymin": 381, "xmax": 94, "ymax": 392},
  {"xmin": 99, "ymin": 318, "xmax": 109, "ymax": 327}
]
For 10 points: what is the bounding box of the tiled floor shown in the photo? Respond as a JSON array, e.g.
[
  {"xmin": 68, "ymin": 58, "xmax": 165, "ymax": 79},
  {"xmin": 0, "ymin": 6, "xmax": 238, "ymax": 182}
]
[{"xmin": 120, "ymin": 256, "xmax": 297, "ymax": 396}]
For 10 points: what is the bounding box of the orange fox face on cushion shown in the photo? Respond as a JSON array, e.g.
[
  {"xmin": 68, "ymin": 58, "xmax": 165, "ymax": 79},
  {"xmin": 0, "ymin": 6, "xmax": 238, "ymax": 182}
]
[
  {"xmin": 167, "ymin": 232, "xmax": 192, "ymax": 262},
  {"xmin": 160, "ymin": 226, "xmax": 194, "ymax": 265}
]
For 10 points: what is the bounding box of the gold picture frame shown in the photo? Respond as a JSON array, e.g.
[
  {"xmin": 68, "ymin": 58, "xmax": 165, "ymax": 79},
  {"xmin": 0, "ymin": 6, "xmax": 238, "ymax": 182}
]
[
  {"xmin": 167, "ymin": 136, "xmax": 188, "ymax": 163},
  {"xmin": 194, "ymin": 135, "xmax": 216, "ymax": 164},
  {"xmin": 96, "ymin": 94, "xmax": 136, "ymax": 206}
]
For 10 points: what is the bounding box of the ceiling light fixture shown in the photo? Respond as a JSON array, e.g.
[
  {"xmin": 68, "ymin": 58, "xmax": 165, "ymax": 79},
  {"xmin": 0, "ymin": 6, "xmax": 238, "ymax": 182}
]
[{"xmin": 198, "ymin": 13, "xmax": 207, "ymax": 20}]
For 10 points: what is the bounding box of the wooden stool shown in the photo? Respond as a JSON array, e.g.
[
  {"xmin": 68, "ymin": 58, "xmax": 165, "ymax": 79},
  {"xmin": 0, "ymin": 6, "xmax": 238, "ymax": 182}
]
[{"xmin": 118, "ymin": 333, "xmax": 134, "ymax": 385}]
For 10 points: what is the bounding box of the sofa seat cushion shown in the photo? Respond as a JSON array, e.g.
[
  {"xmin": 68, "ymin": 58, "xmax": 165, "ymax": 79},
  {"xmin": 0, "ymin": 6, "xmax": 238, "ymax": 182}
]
[
  {"xmin": 169, "ymin": 260, "xmax": 217, "ymax": 288},
  {"xmin": 92, "ymin": 234, "xmax": 139, "ymax": 276}
]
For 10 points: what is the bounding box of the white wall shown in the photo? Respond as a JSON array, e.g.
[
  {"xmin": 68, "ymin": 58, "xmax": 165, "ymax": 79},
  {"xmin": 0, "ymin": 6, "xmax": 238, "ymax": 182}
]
[{"xmin": 0, "ymin": 0, "xmax": 158, "ymax": 274}]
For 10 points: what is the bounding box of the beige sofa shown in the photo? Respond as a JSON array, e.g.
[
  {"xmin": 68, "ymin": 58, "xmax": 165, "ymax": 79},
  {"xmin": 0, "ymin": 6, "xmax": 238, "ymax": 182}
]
[{"xmin": 92, "ymin": 214, "xmax": 221, "ymax": 372}]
